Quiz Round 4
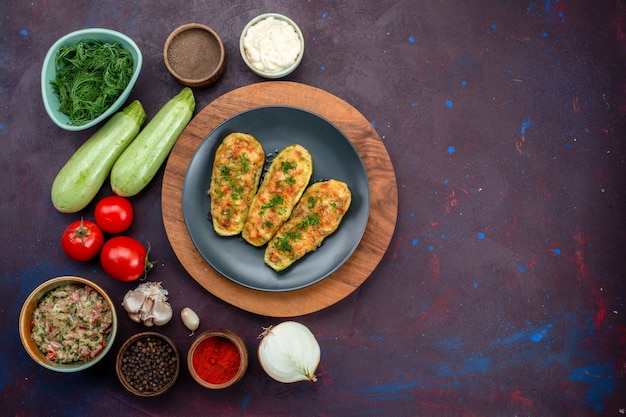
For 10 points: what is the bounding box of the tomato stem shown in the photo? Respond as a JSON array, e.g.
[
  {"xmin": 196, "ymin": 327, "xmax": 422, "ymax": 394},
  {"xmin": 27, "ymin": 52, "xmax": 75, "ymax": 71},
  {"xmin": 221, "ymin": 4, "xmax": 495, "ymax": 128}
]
[
  {"xmin": 69, "ymin": 218, "xmax": 95, "ymax": 247},
  {"xmin": 142, "ymin": 241, "xmax": 155, "ymax": 280}
]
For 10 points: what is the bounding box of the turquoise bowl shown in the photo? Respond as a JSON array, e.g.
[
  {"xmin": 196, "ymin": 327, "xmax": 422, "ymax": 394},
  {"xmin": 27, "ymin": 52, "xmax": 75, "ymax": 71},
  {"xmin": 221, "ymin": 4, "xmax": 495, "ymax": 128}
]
[{"xmin": 41, "ymin": 28, "xmax": 142, "ymax": 131}]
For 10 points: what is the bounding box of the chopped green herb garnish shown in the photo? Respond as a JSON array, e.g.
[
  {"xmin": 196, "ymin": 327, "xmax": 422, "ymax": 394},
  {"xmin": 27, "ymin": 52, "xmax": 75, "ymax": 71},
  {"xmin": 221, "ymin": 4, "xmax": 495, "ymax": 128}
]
[
  {"xmin": 296, "ymin": 213, "xmax": 320, "ymax": 231},
  {"xmin": 274, "ymin": 215, "xmax": 319, "ymax": 253},
  {"xmin": 276, "ymin": 236, "xmax": 292, "ymax": 252},
  {"xmin": 217, "ymin": 164, "xmax": 245, "ymax": 200},
  {"xmin": 280, "ymin": 160, "xmax": 297, "ymax": 174},
  {"xmin": 259, "ymin": 194, "xmax": 284, "ymax": 214},
  {"xmin": 240, "ymin": 153, "xmax": 250, "ymax": 173},
  {"xmin": 220, "ymin": 165, "xmax": 232, "ymax": 179},
  {"xmin": 275, "ymin": 230, "xmax": 301, "ymax": 252},
  {"xmin": 231, "ymin": 184, "xmax": 244, "ymax": 200},
  {"xmin": 285, "ymin": 177, "xmax": 296, "ymax": 185},
  {"xmin": 51, "ymin": 39, "xmax": 134, "ymax": 126}
]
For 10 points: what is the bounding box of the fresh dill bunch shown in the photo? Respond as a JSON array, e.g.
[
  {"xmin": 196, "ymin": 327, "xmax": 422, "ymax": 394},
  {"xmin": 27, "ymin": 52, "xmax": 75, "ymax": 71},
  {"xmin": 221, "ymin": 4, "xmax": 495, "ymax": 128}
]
[{"xmin": 51, "ymin": 39, "xmax": 134, "ymax": 126}]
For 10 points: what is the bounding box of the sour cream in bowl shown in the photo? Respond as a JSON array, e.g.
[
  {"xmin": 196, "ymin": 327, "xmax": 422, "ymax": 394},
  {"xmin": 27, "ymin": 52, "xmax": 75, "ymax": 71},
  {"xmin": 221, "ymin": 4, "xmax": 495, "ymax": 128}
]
[{"xmin": 240, "ymin": 13, "xmax": 304, "ymax": 79}]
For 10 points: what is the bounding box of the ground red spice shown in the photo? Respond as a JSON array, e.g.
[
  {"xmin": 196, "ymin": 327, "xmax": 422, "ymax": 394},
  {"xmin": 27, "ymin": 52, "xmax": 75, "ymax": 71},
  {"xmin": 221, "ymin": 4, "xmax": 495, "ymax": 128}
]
[{"xmin": 192, "ymin": 336, "xmax": 240, "ymax": 384}]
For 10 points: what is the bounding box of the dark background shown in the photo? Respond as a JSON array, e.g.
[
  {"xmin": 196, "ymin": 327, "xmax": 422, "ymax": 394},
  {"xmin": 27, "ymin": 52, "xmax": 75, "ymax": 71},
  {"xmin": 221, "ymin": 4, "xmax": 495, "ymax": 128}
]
[{"xmin": 1, "ymin": 1, "xmax": 625, "ymax": 416}]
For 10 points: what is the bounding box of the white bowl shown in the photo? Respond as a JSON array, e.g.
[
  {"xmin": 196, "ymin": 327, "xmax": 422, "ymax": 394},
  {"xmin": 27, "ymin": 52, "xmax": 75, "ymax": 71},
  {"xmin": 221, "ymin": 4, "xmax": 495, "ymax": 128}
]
[
  {"xmin": 41, "ymin": 28, "xmax": 142, "ymax": 131},
  {"xmin": 240, "ymin": 13, "xmax": 304, "ymax": 79}
]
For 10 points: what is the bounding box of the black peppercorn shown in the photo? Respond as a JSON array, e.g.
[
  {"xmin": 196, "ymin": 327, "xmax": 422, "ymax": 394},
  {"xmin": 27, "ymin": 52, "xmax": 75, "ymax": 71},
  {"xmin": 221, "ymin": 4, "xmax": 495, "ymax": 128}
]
[{"xmin": 119, "ymin": 335, "xmax": 178, "ymax": 394}]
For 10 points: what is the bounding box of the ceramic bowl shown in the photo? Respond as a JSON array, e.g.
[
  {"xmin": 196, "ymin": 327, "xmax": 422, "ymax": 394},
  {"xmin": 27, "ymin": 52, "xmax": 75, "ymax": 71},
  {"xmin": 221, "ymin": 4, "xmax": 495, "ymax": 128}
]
[
  {"xmin": 187, "ymin": 329, "xmax": 248, "ymax": 389},
  {"xmin": 116, "ymin": 332, "xmax": 180, "ymax": 397},
  {"xmin": 240, "ymin": 13, "xmax": 304, "ymax": 79},
  {"xmin": 164, "ymin": 23, "xmax": 226, "ymax": 88},
  {"xmin": 41, "ymin": 28, "xmax": 142, "ymax": 131},
  {"xmin": 19, "ymin": 276, "xmax": 118, "ymax": 372}
]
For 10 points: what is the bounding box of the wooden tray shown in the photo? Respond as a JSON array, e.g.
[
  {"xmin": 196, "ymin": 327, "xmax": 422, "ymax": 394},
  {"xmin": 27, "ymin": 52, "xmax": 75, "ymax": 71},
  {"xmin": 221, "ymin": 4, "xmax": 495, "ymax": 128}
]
[{"xmin": 162, "ymin": 81, "xmax": 397, "ymax": 317}]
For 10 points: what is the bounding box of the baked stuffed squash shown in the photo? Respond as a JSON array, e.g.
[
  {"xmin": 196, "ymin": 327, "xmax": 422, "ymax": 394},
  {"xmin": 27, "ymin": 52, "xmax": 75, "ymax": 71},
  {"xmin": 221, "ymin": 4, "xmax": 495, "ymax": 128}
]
[
  {"xmin": 208, "ymin": 132, "xmax": 265, "ymax": 236},
  {"xmin": 242, "ymin": 144, "xmax": 313, "ymax": 246},
  {"xmin": 264, "ymin": 179, "xmax": 352, "ymax": 271}
]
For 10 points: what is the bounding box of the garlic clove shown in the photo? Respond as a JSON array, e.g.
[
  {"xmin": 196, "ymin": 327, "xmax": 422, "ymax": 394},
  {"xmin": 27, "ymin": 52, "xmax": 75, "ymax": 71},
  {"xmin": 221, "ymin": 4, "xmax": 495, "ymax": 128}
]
[
  {"xmin": 122, "ymin": 290, "xmax": 147, "ymax": 314},
  {"xmin": 151, "ymin": 300, "xmax": 173, "ymax": 326},
  {"xmin": 139, "ymin": 297, "xmax": 154, "ymax": 321},
  {"xmin": 181, "ymin": 307, "xmax": 200, "ymax": 335},
  {"xmin": 128, "ymin": 311, "xmax": 142, "ymax": 323}
]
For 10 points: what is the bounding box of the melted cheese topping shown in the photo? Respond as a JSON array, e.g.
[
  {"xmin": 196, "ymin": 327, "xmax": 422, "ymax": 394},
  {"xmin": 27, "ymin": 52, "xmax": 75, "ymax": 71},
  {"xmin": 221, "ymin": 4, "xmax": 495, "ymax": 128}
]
[
  {"xmin": 242, "ymin": 144, "xmax": 313, "ymax": 246},
  {"xmin": 265, "ymin": 179, "xmax": 352, "ymax": 271},
  {"xmin": 209, "ymin": 133, "xmax": 265, "ymax": 236}
]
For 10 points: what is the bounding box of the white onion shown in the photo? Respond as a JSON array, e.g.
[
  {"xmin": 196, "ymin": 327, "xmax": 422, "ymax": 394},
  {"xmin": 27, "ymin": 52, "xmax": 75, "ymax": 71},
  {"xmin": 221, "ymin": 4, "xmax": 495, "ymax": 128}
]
[{"xmin": 258, "ymin": 321, "xmax": 320, "ymax": 383}]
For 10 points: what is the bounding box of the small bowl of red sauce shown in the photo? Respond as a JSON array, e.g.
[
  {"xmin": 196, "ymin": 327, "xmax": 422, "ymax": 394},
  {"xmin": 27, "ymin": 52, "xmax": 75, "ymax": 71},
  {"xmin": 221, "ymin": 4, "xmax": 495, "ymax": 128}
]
[{"xmin": 187, "ymin": 329, "xmax": 248, "ymax": 389}]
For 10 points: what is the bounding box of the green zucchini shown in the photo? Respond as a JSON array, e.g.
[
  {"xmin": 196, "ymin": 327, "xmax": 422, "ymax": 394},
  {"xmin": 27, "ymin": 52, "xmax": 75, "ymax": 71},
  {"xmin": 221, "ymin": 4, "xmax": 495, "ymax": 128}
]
[
  {"xmin": 51, "ymin": 100, "xmax": 147, "ymax": 213},
  {"xmin": 110, "ymin": 87, "xmax": 195, "ymax": 197}
]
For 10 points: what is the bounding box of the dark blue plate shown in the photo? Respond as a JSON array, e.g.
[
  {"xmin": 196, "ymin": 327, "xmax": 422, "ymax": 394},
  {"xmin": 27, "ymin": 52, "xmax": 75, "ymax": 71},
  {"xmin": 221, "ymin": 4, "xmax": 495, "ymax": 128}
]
[{"xmin": 182, "ymin": 106, "xmax": 370, "ymax": 292}]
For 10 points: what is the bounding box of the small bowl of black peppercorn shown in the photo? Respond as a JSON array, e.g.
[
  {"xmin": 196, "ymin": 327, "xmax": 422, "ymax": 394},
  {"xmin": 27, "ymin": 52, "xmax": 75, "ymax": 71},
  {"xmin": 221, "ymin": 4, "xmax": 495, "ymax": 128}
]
[{"xmin": 116, "ymin": 332, "xmax": 180, "ymax": 397}]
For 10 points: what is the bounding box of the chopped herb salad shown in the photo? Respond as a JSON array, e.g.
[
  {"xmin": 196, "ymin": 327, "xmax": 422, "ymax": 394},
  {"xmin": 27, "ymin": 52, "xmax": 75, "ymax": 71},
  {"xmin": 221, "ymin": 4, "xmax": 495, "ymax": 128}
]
[
  {"xmin": 51, "ymin": 39, "xmax": 134, "ymax": 126},
  {"xmin": 31, "ymin": 284, "xmax": 113, "ymax": 364}
]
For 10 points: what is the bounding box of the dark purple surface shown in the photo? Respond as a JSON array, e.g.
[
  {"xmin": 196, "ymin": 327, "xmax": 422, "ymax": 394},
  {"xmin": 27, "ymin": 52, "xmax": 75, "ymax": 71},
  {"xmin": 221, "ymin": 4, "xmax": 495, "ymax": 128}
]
[{"xmin": 1, "ymin": 1, "xmax": 625, "ymax": 416}]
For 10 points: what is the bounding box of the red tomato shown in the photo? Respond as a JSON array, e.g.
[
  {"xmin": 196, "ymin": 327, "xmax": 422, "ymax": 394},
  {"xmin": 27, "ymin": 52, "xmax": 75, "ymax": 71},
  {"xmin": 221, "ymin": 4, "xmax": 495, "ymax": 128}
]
[
  {"xmin": 94, "ymin": 196, "xmax": 134, "ymax": 234},
  {"xmin": 61, "ymin": 219, "xmax": 104, "ymax": 262},
  {"xmin": 100, "ymin": 236, "xmax": 152, "ymax": 282}
]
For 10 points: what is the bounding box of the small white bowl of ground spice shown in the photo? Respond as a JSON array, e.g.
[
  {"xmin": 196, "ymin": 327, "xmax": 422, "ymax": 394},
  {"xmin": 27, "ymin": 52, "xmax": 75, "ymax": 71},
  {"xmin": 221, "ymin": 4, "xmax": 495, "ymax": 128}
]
[
  {"xmin": 41, "ymin": 28, "xmax": 142, "ymax": 131},
  {"xmin": 164, "ymin": 23, "xmax": 226, "ymax": 88}
]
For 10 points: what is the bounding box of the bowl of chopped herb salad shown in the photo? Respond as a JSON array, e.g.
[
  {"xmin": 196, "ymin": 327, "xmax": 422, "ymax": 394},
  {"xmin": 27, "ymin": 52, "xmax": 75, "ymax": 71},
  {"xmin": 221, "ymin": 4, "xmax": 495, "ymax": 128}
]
[
  {"xmin": 41, "ymin": 28, "xmax": 142, "ymax": 131},
  {"xmin": 19, "ymin": 276, "xmax": 118, "ymax": 372}
]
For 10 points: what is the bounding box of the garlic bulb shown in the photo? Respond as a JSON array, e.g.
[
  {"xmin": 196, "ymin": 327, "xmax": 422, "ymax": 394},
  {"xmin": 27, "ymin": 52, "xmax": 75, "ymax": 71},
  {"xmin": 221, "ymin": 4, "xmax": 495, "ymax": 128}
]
[
  {"xmin": 122, "ymin": 282, "xmax": 173, "ymax": 327},
  {"xmin": 257, "ymin": 321, "xmax": 320, "ymax": 383}
]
